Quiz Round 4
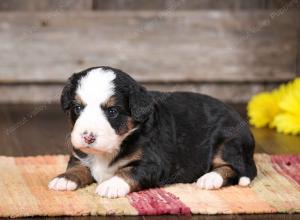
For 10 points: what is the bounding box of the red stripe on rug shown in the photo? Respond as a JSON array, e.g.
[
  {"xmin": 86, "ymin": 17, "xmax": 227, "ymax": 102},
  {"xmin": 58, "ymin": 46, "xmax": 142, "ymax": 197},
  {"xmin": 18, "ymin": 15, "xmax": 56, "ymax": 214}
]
[
  {"xmin": 127, "ymin": 188, "xmax": 191, "ymax": 215},
  {"xmin": 271, "ymin": 155, "xmax": 300, "ymax": 185}
]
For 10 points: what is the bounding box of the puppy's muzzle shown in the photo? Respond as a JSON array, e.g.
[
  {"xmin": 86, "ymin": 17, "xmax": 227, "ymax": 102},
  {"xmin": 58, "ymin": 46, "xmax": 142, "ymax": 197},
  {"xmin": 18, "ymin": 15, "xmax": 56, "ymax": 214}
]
[{"xmin": 83, "ymin": 132, "xmax": 96, "ymax": 144}]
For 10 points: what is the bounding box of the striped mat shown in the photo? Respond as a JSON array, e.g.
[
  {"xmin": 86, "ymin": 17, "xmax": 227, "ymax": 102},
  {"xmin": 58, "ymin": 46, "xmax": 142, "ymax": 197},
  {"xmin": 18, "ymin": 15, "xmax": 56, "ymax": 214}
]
[{"xmin": 0, "ymin": 154, "xmax": 299, "ymax": 217}]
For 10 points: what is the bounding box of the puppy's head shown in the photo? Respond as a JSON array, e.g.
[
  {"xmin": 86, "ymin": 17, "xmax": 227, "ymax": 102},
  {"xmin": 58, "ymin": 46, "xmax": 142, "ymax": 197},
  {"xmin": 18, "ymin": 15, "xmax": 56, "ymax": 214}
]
[{"xmin": 61, "ymin": 66, "xmax": 153, "ymax": 154}]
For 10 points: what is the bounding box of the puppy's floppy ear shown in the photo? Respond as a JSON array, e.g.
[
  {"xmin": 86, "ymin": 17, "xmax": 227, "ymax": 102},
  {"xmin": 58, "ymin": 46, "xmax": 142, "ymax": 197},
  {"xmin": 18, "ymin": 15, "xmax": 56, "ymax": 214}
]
[
  {"xmin": 129, "ymin": 85, "xmax": 154, "ymax": 123},
  {"xmin": 60, "ymin": 75, "xmax": 75, "ymax": 113}
]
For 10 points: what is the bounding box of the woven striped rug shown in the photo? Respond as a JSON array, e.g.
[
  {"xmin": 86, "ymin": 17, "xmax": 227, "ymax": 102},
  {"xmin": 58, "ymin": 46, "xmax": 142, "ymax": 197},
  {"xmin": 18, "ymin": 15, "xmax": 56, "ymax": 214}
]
[{"xmin": 0, "ymin": 154, "xmax": 299, "ymax": 217}]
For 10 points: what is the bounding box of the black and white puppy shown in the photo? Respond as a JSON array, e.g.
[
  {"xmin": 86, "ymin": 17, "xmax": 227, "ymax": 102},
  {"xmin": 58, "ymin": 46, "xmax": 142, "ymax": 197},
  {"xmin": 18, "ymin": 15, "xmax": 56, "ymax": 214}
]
[{"xmin": 48, "ymin": 66, "xmax": 257, "ymax": 198}]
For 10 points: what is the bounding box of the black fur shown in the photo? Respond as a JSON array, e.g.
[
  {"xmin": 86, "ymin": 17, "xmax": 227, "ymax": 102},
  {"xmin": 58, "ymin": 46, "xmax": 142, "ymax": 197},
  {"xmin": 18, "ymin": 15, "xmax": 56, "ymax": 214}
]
[{"xmin": 61, "ymin": 66, "xmax": 257, "ymax": 190}]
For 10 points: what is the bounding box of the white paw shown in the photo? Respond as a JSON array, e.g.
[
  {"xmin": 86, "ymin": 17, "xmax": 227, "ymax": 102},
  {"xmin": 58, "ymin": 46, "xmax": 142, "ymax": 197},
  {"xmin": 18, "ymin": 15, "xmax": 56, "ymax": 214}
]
[
  {"xmin": 95, "ymin": 176, "xmax": 130, "ymax": 198},
  {"xmin": 196, "ymin": 172, "xmax": 224, "ymax": 190},
  {"xmin": 238, "ymin": 176, "xmax": 251, "ymax": 187},
  {"xmin": 48, "ymin": 177, "xmax": 78, "ymax": 191}
]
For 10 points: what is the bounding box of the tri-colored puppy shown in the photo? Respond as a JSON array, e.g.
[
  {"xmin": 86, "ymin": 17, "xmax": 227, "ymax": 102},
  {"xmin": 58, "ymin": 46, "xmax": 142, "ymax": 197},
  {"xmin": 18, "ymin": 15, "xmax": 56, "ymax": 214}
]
[{"xmin": 49, "ymin": 66, "xmax": 257, "ymax": 198}]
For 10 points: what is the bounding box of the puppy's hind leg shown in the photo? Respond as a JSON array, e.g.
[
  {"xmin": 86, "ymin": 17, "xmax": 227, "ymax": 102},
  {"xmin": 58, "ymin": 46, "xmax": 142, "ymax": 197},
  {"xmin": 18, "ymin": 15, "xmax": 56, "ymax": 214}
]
[
  {"xmin": 196, "ymin": 165, "xmax": 236, "ymax": 190},
  {"xmin": 197, "ymin": 135, "xmax": 256, "ymax": 190}
]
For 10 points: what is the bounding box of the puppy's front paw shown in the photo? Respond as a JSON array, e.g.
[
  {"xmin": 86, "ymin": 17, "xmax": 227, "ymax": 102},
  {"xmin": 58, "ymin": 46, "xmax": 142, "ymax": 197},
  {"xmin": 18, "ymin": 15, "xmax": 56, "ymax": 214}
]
[
  {"xmin": 95, "ymin": 176, "xmax": 130, "ymax": 198},
  {"xmin": 196, "ymin": 172, "xmax": 223, "ymax": 190},
  {"xmin": 48, "ymin": 177, "xmax": 78, "ymax": 191}
]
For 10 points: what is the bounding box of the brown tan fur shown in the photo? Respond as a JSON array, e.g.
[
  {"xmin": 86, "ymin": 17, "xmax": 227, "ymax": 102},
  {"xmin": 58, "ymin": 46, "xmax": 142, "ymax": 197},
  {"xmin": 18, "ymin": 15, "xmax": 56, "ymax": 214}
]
[
  {"xmin": 80, "ymin": 147, "xmax": 119, "ymax": 163},
  {"xmin": 125, "ymin": 117, "xmax": 135, "ymax": 132},
  {"xmin": 211, "ymin": 144, "xmax": 237, "ymax": 184},
  {"xmin": 117, "ymin": 117, "xmax": 135, "ymax": 136},
  {"xmin": 101, "ymin": 96, "xmax": 117, "ymax": 109},
  {"xmin": 66, "ymin": 147, "xmax": 143, "ymax": 190},
  {"xmin": 75, "ymin": 94, "xmax": 85, "ymax": 106},
  {"xmin": 114, "ymin": 148, "xmax": 143, "ymax": 191},
  {"xmin": 57, "ymin": 160, "xmax": 94, "ymax": 188},
  {"xmin": 116, "ymin": 167, "xmax": 141, "ymax": 191}
]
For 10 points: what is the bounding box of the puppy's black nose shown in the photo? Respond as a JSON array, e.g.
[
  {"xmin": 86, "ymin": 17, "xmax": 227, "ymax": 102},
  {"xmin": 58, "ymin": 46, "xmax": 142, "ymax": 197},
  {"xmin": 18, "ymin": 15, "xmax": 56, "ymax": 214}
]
[{"xmin": 83, "ymin": 133, "xmax": 96, "ymax": 144}]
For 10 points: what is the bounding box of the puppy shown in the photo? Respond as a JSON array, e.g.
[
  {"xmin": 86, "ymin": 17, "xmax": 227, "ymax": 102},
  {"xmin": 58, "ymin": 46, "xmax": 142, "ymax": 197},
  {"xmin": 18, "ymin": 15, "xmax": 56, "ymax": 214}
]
[{"xmin": 49, "ymin": 66, "xmax": 257, "ymax": 198}]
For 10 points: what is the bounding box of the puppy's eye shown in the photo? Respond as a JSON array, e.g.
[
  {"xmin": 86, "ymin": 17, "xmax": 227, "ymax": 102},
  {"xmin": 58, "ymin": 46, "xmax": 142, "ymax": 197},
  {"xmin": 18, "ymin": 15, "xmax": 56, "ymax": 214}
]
[
  {"xmin": 107, "ymin": 107, "xmax": 119, "ymax": 118},
  {"xmin": 74, "ymin": 105, "xmax": 83, "ymax": 115}
]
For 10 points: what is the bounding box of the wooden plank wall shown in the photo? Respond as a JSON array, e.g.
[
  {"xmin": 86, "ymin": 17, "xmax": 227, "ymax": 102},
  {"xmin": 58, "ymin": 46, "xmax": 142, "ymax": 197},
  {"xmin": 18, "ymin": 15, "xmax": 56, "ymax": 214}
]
[
  {"xmin": 93, "ymin": 0, "xmax": 299, "ymax": 10},
  {"xmin": 0, "ymin": 0, "xmax": 299, "ymax": 103},
  {"xmin": 0, "ymin": 0, "xmax": 298, "ymax": 10},
  {"xmin": 0, "ymin": 11, "xmax": 297, "ymax": 83},
  {"xmin": 297, "ymin": 7, "xmax": 300, "ymax": 75},
  {"xmin": 0, "ymin": 0, "xmax": 93, "ymax": 11}
]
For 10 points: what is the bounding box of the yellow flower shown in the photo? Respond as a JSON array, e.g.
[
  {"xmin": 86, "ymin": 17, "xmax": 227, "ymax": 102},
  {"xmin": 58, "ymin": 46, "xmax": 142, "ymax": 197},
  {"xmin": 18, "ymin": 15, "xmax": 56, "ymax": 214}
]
[
  {"xmin": 273, "ymin": 113, "xmax": 300, "ymax": 135},
  {"xmin": 279, "ymin": 85, "xmax": 300, "ymax": 115},
  {"xmin": 248, "ymin": 77, "xmax": 300, "ymax": 135},
  {"xmin": 268, "ymin": 82, "xmax": 290, "ymax": 128},
  {"xmin": 272, "ymin": 79, "xmax": 300, "ymax": 135},
  {"xmin": 247, "ymin": 92, "xmax": 281, "ymax": 128}
]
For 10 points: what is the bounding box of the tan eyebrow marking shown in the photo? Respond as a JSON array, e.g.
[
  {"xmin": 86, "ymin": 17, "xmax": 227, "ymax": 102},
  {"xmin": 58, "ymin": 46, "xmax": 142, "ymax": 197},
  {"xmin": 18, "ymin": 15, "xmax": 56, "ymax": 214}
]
[
  {"xmin": 102, "ymin": 96, "xmax": 117, "ymax": 108},
  {"xmin": 74, "ymin": 94, "xmax": 85, "ymax": 105}
]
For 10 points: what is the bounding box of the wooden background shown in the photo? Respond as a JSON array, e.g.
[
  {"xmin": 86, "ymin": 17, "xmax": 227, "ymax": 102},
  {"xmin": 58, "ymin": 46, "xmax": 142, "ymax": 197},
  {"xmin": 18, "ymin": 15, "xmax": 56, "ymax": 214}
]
[{"xmin": 0, "ymin": 0, "xmax": 299, "ymax": 103}]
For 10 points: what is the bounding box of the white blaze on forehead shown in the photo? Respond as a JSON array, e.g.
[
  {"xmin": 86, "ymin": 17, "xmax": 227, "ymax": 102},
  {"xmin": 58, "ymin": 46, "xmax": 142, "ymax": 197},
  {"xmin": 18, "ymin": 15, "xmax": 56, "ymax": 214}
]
[
  {"xmin": 77, "ymin": 68, "xmax": 116, "ymax": 105},
  {"xmin": 71, "ymin": 67, "xmax": 120, "ymax": 153}
]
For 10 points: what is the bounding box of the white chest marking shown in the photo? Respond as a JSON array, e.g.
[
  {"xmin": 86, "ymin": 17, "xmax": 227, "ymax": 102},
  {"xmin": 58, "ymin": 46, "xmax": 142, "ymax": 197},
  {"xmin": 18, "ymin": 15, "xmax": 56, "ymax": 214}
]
[{"xmin": 77, "ymin": 154, "xmax": 131, "ymax": 183}]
